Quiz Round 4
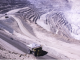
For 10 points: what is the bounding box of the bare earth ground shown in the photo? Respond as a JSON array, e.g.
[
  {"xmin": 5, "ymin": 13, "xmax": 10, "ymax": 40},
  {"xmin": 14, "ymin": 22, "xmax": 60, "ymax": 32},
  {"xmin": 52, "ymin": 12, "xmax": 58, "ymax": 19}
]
[
  {"xmin": 0, "ymin": 48, "xmax": 36, "ymax": 59},
  {"xmin": 0, "ymin": 32, "xmax": 36, "ymax": 60}
]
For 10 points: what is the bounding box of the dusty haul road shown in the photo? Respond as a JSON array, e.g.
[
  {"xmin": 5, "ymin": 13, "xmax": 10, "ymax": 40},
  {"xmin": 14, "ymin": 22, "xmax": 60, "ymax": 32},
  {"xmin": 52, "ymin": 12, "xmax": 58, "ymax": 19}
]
[{"xmin": 0, "ymin": 31, "xmax": 54, "ymax": 59}]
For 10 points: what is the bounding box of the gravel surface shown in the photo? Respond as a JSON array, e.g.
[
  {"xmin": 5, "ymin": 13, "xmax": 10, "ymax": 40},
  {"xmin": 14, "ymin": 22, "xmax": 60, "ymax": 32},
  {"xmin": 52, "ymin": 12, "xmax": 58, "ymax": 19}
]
[{"xmin": 0, "ymin": 46, "xmax": 36, "ymax": 59}]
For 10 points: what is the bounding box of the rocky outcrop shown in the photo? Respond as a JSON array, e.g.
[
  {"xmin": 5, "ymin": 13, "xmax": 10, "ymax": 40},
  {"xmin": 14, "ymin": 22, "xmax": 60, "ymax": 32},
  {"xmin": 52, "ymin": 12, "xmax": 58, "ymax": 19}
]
[
  {"xmin": 47, "ymin": 12, "xmax": 72, "ymax": 37},
  {"xmin": 0, "ymin": 0, "xmax": 31, "ymax": 13},
  {"xmin": 0, "ymin": 0, "xmax": 27, "ymax": 4},
  {"xmin": 16, "ymin": 7, "xmax": 41, "ymax": 24}
]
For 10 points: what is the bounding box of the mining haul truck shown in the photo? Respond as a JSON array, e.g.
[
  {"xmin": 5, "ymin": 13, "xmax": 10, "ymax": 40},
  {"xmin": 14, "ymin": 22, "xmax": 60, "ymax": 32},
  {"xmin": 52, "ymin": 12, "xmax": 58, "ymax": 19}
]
[{"xmin": 27, "ymin": 43, "xmax": 42, "ymax": 56}]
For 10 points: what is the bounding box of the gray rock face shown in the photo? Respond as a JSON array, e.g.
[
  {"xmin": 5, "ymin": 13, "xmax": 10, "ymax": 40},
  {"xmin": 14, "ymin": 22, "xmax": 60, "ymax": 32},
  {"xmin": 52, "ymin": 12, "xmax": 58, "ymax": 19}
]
[
  {"xmin": 0, "ymin": 0, "xmax": 27, "ymax": 4},
  {"xmin": 17, "ymin": 7, "xmax": 40, "ymax": 24},
  {"xmin": 27, "ymin": 0, "xmax": 71, "ymax": 13},
  {"xmin": 46, "ymin": 12, "xmax": 72, "ymax": 37},
  {"xmin": 0, "ymin": 0, "xmax": 31, "ymax": 13}
]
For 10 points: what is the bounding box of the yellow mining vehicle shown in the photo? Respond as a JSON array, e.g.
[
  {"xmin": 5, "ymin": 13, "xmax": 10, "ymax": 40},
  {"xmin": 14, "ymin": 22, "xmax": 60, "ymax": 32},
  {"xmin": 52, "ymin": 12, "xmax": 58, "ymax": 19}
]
[{"xmin": 27, "ymin": 43, "xmax": 42, "ymax": 56}]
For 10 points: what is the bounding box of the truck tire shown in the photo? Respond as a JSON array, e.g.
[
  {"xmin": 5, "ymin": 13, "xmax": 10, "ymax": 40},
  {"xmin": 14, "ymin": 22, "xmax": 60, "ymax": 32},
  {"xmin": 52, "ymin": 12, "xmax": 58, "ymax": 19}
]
[
  {"xmin": 32, "ymin": 51, "xmax": 37, "ymax": 56},
  {"xmin": 28, "ymin": 49, "xmax": 31, "ymax": 54}
]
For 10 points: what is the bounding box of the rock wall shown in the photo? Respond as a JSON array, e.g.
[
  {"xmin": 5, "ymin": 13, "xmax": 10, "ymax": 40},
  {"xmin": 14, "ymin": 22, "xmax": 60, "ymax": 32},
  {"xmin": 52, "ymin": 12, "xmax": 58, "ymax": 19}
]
[
  {"xmin": 43, "ymin": 11, "xmax": 72, "ymax": 38},
  {"xmin": 0, "ymin": 0, "xmax": 27, "ymax": 4}
]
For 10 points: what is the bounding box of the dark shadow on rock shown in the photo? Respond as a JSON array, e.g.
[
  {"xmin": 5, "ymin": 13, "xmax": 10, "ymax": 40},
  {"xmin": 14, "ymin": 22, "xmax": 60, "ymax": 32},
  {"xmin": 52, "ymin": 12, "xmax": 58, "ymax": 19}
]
[
  {"xmin": 37, "ymin": 50, "xmax": 48, "ymax": 57},
  {"xmin": 40, "ymin": 50, "xmax": 48, "ymax": 56},
  {"xmin": 36, "ymin": 50, "xmax": 56, "ymax": 59}
]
